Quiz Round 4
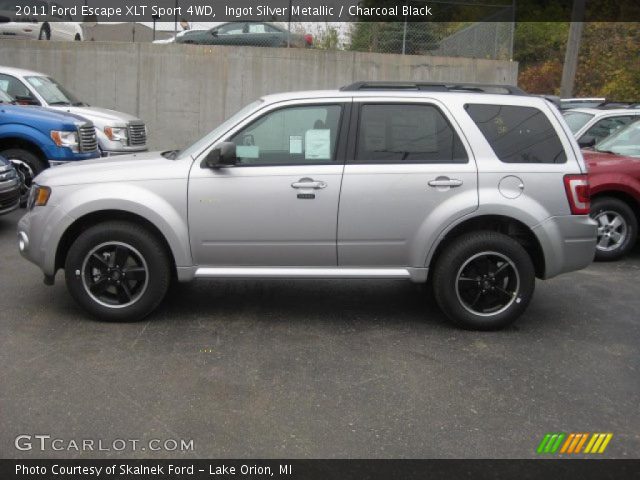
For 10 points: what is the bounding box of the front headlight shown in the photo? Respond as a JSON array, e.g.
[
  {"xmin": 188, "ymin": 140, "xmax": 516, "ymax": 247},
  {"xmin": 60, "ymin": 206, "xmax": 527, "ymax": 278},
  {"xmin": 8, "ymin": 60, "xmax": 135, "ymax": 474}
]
[
  {"xmin": 28, "ymin": 185, "xmax": 51, "ymax": 209},
  {"xmin": 104, "ymin": 126, "xmax": 128, "ymax": 142},
  {"xmin": 51, "ymin": 130, "xmax": 79, "ymax": 151}
]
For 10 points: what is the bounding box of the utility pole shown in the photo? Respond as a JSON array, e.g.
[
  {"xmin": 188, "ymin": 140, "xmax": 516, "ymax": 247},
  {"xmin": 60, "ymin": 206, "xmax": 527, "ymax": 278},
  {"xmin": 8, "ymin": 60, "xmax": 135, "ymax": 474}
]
[{"xmin": 560, "ymin": 0, "xmax": 586, "ymax": 98}]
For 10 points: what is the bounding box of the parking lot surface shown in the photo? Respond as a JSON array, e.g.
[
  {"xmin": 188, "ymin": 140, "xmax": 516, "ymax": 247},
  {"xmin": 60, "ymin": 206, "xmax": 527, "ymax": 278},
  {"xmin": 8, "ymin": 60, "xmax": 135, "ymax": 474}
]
[{"xmin": 1, "ymin": 208, "xmax": 638, "ymax": 459}]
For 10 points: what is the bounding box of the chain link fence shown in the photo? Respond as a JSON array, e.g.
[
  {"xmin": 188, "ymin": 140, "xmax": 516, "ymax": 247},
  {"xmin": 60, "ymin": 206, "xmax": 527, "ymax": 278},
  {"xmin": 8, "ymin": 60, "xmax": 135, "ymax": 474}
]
[{"xmin": 301, "ymin": 4, "xmax": 515, "ymax": 60}]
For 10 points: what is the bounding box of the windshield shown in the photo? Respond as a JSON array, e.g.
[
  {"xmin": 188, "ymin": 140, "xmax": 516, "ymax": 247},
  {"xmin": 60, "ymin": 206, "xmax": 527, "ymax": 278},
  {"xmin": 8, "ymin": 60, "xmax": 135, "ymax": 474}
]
[
  {"xmin": 25, "ymin": 76, "xmax": 85, "ymax": 106},
  {"xmin": 595, "ymin": 120, "xmax": 640, "ymax": 157},
  {"xmin": 562, "ymin": 111, "xmax": 594, "ymax": 133},
  {"xmin": 178, "ymin": 100, "xmax": 264, "ymax": 159}
]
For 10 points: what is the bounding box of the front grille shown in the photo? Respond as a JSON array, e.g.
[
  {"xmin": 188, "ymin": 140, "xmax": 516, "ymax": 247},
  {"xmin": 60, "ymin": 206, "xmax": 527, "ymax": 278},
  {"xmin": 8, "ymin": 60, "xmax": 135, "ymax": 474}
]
[
  {"xmin": 127, "ymin": 122, "xmax": 147, "ymax": 147},
  {"xmin": 0, "ymin": 188, "xmax": 19, "ymax": 209},
  {"xmin": 78, "ymin": 124, "xmax": 98, "ymax": 152}
]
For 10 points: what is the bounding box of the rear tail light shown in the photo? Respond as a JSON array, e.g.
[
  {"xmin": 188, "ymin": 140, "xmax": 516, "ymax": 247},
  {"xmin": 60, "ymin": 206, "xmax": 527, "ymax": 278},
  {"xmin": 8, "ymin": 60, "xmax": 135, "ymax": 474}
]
[
  {"xmin": 304, "ymin": 34, "xmax": 313, "ymax": 46},
  {"xmin": 563, "ymin": 174, "xmax": 590, "ymax": 215}
]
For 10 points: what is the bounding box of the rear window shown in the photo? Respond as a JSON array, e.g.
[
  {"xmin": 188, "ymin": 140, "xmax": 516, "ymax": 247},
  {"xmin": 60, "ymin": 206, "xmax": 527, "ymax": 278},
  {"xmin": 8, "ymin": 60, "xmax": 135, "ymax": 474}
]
[{"xmin": 466, "ymin": 104, "xmax": 567, "ymax": 164}]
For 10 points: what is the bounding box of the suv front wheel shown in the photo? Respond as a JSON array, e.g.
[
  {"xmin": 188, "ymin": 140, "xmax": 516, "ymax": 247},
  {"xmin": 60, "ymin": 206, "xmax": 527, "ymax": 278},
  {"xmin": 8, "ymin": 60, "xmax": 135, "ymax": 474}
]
[
  {"xmin": 432, "ymin": 232, "xmax": 535, "ymax": 330},
  {"xmin": 64, "ymin": 221, "xmax": 171, "ymax": 322}
]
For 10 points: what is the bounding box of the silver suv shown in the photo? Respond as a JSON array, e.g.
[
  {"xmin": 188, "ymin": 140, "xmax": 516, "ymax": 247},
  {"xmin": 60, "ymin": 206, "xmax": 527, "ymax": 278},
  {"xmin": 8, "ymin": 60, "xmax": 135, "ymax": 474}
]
[{"xmin": 17, "ymin": 82, "xmax": 597, "ymax": 330}]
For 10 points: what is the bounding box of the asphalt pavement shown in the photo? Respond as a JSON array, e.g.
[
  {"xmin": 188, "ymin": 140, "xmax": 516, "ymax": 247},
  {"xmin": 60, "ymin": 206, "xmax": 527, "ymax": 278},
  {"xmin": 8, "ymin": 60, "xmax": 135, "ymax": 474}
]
[{"xmin": 1, "ymin": 208, "xmax": 638, "ymax": 459}]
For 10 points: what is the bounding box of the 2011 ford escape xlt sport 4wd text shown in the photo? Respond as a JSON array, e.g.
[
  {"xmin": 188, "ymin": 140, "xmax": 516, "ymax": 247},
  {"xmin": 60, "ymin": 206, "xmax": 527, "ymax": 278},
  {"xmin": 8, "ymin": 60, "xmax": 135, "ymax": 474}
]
[{"xmin": 17, "ymin": 83, "xmax": 598, "ymax": 330}]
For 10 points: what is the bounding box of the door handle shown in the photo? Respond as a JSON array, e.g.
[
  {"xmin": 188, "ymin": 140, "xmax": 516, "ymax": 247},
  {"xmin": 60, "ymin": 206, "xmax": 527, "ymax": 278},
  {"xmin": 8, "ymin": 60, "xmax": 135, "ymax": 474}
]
[
  {"xmin": 291, "ymin": 179, "xmax": 327, "ymax": 190},
  {"xmin": 428, "ymin": 178, "xmax": 463, "ymax": 188}
]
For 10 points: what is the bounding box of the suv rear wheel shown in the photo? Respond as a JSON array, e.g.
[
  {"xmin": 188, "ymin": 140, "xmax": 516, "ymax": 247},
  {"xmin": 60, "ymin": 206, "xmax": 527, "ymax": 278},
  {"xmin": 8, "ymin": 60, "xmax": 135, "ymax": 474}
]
[
  {"xmin": 591, "ymin": 197, "xmax": 637, "ymax": 261},
  {"xmin": 432, "ymin": 232, "xmax": 535, "ymax": 330},
  {"xmin": 64, "ymin": 221, "xmax": 171, "ymax": 322}
]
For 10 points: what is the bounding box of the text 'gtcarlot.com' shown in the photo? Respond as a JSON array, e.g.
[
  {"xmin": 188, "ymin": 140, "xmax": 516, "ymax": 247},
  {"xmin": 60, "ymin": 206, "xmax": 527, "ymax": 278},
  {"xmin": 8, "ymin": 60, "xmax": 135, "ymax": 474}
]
[{"xmin": 14, "ymin": 434, "xmax": 194, "ymax": 452}]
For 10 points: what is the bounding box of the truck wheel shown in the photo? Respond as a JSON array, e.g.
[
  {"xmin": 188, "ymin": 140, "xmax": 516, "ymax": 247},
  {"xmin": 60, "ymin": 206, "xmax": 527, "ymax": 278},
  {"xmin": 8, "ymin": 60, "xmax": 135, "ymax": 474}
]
[
  {"xmin": 1, "ymin": 148, "xmax": 46, "ymax": 207},
  {"xmin": 64, "ymin": 221, "xmax": 171, "ymax": 322},
  {"xmin": 432, "ymin": 232, "xmax": 535, "ymax": 330},
  {"xmin": 591, "ymin": 197, "xmax": 637, "ymax": 261}
]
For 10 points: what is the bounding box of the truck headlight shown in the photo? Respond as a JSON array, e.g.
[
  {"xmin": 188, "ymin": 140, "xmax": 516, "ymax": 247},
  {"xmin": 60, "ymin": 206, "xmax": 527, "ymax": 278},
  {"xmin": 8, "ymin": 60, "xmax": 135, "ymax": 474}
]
[
  {"xmin": 50, "ymin": 130, "xmax": 79, "ymax": 151},
  {"xmin": 104, "ymin": 126, "xmax": 128, "ymax": 142}
]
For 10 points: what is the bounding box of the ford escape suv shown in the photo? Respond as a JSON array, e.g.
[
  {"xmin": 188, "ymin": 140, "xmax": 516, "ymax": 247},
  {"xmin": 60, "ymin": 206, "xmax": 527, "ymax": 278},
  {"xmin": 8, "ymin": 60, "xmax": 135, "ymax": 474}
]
[{"xmin": 17, "ymin": 82, "xmax": 597, "ymax": 330}]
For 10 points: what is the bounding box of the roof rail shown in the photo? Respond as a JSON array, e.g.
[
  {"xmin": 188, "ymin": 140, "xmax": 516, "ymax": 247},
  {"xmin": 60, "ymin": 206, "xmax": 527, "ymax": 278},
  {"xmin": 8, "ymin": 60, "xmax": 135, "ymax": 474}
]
[
  {"xmin": 340, "ymin": 81, "xmax": 528, "ymax": 95},
  {"xmin": 596, "ymin": 101, "xmax": 640, "ymax": 110}
]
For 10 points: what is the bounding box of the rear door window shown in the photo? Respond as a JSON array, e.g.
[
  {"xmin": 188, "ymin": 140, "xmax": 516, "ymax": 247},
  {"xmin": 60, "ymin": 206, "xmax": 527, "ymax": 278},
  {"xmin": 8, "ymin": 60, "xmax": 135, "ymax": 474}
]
[
  {"xmin": 353, "ymin": 104, "xmax": 468, "ymax": 163},
  {"xmin": 466, "ymin": 104, "xmax": 567, "ymax": 163}
]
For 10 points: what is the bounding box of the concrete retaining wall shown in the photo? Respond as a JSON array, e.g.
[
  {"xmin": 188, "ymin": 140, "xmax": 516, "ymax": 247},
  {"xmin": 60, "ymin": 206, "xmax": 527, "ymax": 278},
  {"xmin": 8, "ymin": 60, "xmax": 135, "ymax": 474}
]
[{"xmin": 0, "ymin": 41, "xmax": 518, "ymax": 150}]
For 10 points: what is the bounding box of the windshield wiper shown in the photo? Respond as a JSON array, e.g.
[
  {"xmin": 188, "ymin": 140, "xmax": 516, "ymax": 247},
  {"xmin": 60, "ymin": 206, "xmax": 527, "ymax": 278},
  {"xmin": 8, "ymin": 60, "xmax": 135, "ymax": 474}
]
[
  {"xmin": 72, "ymin": 102, "xmax": 88, "ymax": 107},
  {"xmin": 595, "ymin": 149, "xmax": 619, "ymax": 155},
  {"xmin": 48, "ymin": 101, "xmax": 71, "ymax": 106}
]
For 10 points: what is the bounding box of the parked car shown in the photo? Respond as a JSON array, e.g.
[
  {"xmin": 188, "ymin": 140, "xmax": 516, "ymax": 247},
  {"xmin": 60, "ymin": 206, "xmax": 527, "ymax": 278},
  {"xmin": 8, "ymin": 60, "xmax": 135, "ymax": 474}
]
[
  {"xmin": 563, "ymin": 108, "xmax": 640, "ymax": 147},
  {"xmin": 0, "ymin": 66, "xmax": 148, "ymax": 156},
  {"xmin": 17, "ymin": 82, "xmax": 596, "ymax": 330},
  {"xmin": 0, "ymin": 0, "xmax": 83, "ymax": 40},
  {"xmin": 0, "ymin": 154, "xmax": 20, "ymax": 215},
  {"xmin": 583, "ymin": 120, "xmax": 640, "ymax": 261},
  {"xmin": 176, "ymin": 22, "xmax": 312, "ymax": 48},
  {"xmin": 0, "ymin": 89, "xmax": 99, "ymax": 204}
]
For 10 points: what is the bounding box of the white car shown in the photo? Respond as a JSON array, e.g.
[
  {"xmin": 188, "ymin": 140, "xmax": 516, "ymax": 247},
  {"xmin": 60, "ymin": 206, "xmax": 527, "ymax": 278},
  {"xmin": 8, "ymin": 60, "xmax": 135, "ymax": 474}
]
[
  {"xmin": 562, "ymin": 107, "xmax": 640, "ymax": 147},
  {"xmin": 0, "ymin": 0, "xmax": 83, "ymax": 41}
]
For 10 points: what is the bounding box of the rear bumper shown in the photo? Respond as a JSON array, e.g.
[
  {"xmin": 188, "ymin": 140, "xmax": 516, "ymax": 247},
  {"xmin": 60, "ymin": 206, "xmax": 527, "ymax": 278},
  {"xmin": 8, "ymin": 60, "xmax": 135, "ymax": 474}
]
[{"xmin": 533, "ymin": 215, "xmax": 597, "ymax": 279}]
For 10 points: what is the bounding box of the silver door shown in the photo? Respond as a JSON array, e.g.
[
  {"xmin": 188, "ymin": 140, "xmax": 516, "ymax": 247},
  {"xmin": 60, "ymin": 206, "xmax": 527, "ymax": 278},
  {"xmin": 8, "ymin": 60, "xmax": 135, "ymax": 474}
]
[
  {"xmin": 338, "ymin": 100, "xmax": 479, "ymax": 267},
  {"xmin": 189, "ymin": 102, "xmax": 349, "ymax": 266}
]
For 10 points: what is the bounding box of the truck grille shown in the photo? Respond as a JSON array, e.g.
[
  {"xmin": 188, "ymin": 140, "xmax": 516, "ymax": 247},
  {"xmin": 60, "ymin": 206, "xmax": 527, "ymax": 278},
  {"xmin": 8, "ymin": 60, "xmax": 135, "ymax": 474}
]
[
  {"xmin": 127, "ymin": 122, "xmax": 147, "ymax": 147},
  {"xmin": 78, "ymin": 125, "xmax": 98, "ymax": 152},
  {"xmin": 0, "ymin": 188, "xmax": 19, "ymax": 210}
]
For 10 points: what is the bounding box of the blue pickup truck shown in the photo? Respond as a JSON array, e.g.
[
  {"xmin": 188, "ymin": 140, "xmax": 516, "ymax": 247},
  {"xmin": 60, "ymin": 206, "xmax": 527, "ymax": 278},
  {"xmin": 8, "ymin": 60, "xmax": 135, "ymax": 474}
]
[{"xmin": 0, "ymin": 89, "xmax": 100, "ymax": 204}]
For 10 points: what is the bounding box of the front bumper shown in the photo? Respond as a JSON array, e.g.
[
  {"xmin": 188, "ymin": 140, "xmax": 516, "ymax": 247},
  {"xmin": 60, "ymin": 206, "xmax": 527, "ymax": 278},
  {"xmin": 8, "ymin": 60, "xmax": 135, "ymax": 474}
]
[
  {"xmin": 17, "ymin": 204, "xmax": 75, "ymax": 280},
  {"xmin": 533, "ymin": 215, "xmax": 597, "ymax": 279},
  {"xmin": 101, "ymin": 147, "xmax": 148, "ymax": 157}
]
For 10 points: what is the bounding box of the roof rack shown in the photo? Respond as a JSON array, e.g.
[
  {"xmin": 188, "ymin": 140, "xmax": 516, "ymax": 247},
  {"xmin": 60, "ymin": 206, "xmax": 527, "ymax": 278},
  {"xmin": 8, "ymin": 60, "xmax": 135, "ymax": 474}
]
[
  {"xmin": 340, "ymin": 81, "xmax": 528, "ymax": 95},
  {"xmin": 596, "ymin": 101, "xmax": 640, "ymax": 110}
]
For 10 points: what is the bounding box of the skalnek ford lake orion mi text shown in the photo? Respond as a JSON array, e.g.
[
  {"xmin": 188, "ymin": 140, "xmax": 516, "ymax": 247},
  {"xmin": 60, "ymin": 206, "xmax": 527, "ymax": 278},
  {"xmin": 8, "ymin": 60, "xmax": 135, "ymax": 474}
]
[{"xmin": 16, "ymin": 463, "xmax": 292, "ymax": 476}]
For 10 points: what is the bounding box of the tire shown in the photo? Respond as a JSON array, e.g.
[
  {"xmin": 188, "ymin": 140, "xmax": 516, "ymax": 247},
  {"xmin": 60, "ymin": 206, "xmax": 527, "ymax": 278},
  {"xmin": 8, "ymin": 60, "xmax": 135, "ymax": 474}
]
[
  {"xmin": 1, "ymin": 148, "xmax": 46, "ymax": 207},
  {"xmin": 432, "ymin": 231, "xmax": 535, "ymax": 330},
  {"xmin": 64, "ymin": 221, "xmax": 171, "ymax": 322},
  {"xmin": 591, "ymin": 197, "xmax": 638, "ymax": 261},
  {"xmin": 38, "ymin": 24, "xmax": 51, "ymax": 40}
]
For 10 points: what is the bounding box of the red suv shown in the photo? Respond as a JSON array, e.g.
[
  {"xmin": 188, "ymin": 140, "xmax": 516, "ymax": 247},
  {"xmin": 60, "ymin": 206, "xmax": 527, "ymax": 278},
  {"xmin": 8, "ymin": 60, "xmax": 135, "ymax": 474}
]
[{"xmin": 583, "ymin": 120, "xmax": 640, "ymax": 260}]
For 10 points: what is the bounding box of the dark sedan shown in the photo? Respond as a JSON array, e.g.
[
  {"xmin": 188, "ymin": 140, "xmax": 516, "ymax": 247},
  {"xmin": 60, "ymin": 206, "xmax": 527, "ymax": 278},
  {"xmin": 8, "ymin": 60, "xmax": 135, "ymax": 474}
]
[{"xmin": 176, "ymin": 22, "xmax": 312, "ymax": 48}]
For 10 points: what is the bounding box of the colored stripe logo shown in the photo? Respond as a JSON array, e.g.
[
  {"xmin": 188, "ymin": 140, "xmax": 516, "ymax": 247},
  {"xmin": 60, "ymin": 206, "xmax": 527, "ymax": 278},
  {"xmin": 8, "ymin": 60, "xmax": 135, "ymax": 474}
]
[{"xmin": 537, "ymin": 433, "xmax": 613, "ymax": 454}]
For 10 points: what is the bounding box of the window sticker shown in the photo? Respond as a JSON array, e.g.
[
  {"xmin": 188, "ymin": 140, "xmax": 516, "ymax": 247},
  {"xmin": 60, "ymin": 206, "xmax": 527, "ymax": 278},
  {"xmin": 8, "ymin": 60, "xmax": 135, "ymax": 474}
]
[
  {"xmin": 236, "ymin": 145, "xmax": 259, "ymax": 158},
  {"xmin": 289, "ymin": 135, "xmax": 303, "ymax": 154},
  {"xmin": 304, "ymin": 129, "xmax": 330, "ymax": 160}
]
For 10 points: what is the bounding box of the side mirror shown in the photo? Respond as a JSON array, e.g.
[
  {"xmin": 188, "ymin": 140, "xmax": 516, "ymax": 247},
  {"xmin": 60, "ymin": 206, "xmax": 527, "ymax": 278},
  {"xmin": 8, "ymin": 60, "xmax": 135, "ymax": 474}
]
[
  {"xmin": 578, "ymin": 135, "xmax": 596, "ymax": 148},
  {"xmin": 201, "ymin": 142, "xmax": 237, "ymax": 169},
  {"xmin": 211, "ymin": 30, "xmax": 218, "ymax": 37}
]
